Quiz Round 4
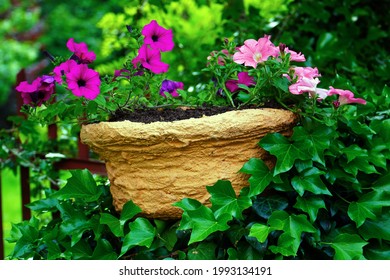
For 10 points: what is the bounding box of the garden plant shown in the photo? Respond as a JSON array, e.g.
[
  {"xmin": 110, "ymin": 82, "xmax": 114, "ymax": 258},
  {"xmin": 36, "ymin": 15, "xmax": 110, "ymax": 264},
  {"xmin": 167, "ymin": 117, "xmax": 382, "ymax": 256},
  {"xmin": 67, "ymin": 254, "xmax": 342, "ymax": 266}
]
[{"xmin": 1, "ymin": 0, "xmax": 389, "ymax": 260}]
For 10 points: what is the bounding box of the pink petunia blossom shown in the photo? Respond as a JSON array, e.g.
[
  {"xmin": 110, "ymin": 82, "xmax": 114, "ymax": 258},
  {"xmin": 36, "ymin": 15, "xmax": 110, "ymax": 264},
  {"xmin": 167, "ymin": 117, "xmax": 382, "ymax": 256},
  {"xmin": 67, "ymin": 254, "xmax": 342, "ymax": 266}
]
[
  {"xmin": 289, "ymin": 77, "xmax": 329, "ymax": 99},
  {"xmin": 142, "ymin": 20, "xmax": 174, "ymax": 52},
  {"xmin": 66, "ymin": 63, "xmax": 101, "ymax": 100},
  {"xmin": 284, "ymin": 47, "xmax": 306, "ymax": 62},
  {"xmin": 233, "ymin": 35, "xmax": 279, "ymax": 68},
  {"xmin": 225, "ymin": 72, "xmax": 255, "ymax": 92},
  {"xmin": 132, "ymin": 44, "xmax": 169, "ymax": 74},
  {"xmin": 328, "ymin": 87, "xmax": 366, "ymax": 107},
  {"xmin": 15, "ymin": 75, "xmax": 56, "ymax": 107},
  {"xmin": 292, "ymin": 66, "xmax": 321, "ymax": 80},
  {"xmin": 53, "ymin": 59, "xmax": 78, "ymax": 84},
  {"xmin": 159, "ymin": 79, "xmax": 184, "ymax": 97},
  {"xmin": 66, "ymin": 38, "xmax": 96, "ymax": 64}
]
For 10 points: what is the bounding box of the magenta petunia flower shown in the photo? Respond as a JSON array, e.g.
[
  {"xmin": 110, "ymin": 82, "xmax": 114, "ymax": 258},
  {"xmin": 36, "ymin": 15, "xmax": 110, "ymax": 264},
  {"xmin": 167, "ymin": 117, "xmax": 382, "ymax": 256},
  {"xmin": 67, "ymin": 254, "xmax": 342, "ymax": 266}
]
[
  {"xmin": 66, "ymin": 38, "xmax": 96, "ymax": 64},
  {"xmin": 142, "ymin": 20, "xmax": 174, "ymax": 52},
  {"xmin": 233, "ymin": 35, "xmax": 279, "ymax": 68},
  {"xmin": 53, "ymin": 59, "xmax": 78, "ymax": 84},
  {"xmin": 159, "ymin": 79, "xmax": 184, "ymax": 97},
  {"xmin": 225, "ymin": 72, "xmax": 255, "ymax": 92},
  {"xmin": 132, "ymin": 44, "xmax": 169, "ymax": 74},
  {"xmin": 66, "ymin": 63, "xmax": 101, "ymax": 100},
  {"xmin": 328, "ymin": 87, "xmax": 366, "ymax": 107},
  {"xmin": 15, "ymin": 75, "xmax": 56, "ymax": 107}
]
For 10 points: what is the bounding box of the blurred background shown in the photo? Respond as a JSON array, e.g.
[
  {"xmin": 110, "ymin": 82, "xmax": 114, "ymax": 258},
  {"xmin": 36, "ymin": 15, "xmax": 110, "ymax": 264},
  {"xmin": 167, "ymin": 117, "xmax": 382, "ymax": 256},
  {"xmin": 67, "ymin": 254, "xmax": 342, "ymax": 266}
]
[{"xmin": 1, "ymin": 0, "xmax": 389, "ymax": 256}]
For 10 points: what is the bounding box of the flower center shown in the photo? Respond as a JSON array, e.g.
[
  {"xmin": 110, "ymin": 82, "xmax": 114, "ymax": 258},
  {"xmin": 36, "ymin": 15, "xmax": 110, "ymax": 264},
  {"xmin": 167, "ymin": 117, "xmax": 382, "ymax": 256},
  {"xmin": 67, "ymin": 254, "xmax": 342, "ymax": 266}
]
[
  {"xmin": 152, "ymin": 34, "xmax": 159, "ymax": 42},
  {"xmin": 77, "ymin": 79, "xmax": 87, "ymax": 87},
  {"xmin": 31, "ymin": 91, "xmax": 45, "ymax": 103},
  {"xmin": 253, "ymin": 52, "xmax": 262, "ymax": 62}
]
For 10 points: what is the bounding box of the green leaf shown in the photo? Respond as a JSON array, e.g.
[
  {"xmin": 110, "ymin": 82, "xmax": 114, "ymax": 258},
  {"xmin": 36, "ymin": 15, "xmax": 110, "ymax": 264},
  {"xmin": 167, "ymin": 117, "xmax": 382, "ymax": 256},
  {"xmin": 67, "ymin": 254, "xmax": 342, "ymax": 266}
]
[
  {"xmin": 188, "ymin": 242, "xmax": 217, "ymax": 260},
  {"xmin": 26, "ymin": 197, "xmax": 59, "ymax": 213},
  {"xmin": 206, "ymin": 180, "xmax": 251, "ymax": 220},
  {"xmin": 240, "ymin": 158, "xmax": 273, "ymax": 196},
  {"xmin": 347, "ymin": 202, "xmax": 376, "ymax": 228},
  {"xmin": 359, "ymin": 212, "xmax": 390, "ymax": 241},
  {"xmin": 52, "ymin": 169, "xmax": 102, "ymax": 202},
  {"xmin": 91, "ymin": 239, "xmax": 118, "ymax": 260},
  {"xmin": 364, "ymin": 242, "xmax": 390, "ymax": 260},
  {"xmin": 330, "ymin": 233, "xmax": 368, "ymax": 260},
  {"xmin": 294, "ymin": 196, "xmax": 326, "ymax": 222},
  {"xmin": 252, "ymin": 195, "xmax": 289, "ymax": 219},
  {"xmin": 372, "ymin": 171, "xmax": 390, "ymax": 192},
  {"xmin": 175, "ymin": 202, "xmax": 231, "ymax": 244},
  {"xmin": 342, "ymin": 144, "xmax": 368, "ymax": 163},
  {"xmin": 291, "ymin": 168, "xmax": 332, "ymax": 196},
  {"xmin": 120, "ymin": 200, "xmax": 142, "ymax": 223},
  {"xmin": 249, "ymin": 223, "xmax": 270, "ymax": 243},
  {"xmin": 100, "ymin": 213, "xmax": 123, "ymax": 237},
  {"xmin": 291, "ymin": 120, "xmax": 335, "ymax": 165},
  {"xmin": 121, "ymin": 217, "xmax": 157, "ymax": 256},
  {"xmin": 260, "ymin": 133, "xmax": 312, "ymax": 175},
  {"xmin": 267, "ymin": 211, "xmax": 317, "ymax": 256},
  {"xmin": 348, "ymin": 190, "xmax": 390, "ymax": 227}
]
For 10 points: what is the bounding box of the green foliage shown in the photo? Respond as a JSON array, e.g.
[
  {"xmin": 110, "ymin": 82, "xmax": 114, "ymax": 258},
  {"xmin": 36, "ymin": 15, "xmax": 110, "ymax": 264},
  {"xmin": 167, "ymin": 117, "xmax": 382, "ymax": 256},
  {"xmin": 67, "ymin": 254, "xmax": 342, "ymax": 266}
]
[{"xmin": 4, "ymin": 0, "xmax": 390, "ymax": 260}]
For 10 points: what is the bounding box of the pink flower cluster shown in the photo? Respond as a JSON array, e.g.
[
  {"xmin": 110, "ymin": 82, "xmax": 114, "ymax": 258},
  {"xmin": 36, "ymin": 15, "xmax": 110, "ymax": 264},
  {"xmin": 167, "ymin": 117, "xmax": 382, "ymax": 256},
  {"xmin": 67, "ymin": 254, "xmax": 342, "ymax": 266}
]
[
  {"xmin": 16, "ymin": 38, "xmax": 101, "ymax": 106},
  {"xmin": 131, "ymin": 20, "xmax": 174, "ymax": 74},
  {"xmin": 289, "ymin": 66, "xmax": 366, "ymax": 106},
  {"xmin": 232, "ymin": 34, "xmax": 366, "ymax": 106}
]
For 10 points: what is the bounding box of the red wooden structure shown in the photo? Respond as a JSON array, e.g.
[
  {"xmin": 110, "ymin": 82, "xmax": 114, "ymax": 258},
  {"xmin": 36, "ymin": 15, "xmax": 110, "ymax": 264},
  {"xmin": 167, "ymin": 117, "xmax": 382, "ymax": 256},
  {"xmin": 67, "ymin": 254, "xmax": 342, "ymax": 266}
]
[{"xmin": 0, "ymin": 67, "xmax": 106, "ymax": 259}]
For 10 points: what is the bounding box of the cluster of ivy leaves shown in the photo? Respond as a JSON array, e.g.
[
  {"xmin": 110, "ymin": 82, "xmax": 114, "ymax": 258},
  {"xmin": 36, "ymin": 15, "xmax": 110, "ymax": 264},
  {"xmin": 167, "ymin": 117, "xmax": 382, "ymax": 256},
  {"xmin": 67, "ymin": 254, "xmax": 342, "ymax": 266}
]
[{"xmin": 8, "ymin": 85, "xmax": 389, "ymax": 260}]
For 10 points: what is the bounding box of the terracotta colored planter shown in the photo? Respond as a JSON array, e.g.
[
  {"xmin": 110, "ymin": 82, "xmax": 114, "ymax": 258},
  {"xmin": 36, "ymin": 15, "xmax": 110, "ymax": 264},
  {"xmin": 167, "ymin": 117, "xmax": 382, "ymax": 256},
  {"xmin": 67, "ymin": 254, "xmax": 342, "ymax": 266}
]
[{"xmin": 80, "ymin": 108, "xmax": 297, "ymax": 219}]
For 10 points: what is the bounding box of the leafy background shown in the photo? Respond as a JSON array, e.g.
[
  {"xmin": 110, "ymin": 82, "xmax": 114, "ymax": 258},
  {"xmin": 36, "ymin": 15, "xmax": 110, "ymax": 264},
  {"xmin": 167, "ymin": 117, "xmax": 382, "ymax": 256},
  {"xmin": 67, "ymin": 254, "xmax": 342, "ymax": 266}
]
[{"xmin": 1, "ymin": 0, "xmax": 389, "ymax": 259}]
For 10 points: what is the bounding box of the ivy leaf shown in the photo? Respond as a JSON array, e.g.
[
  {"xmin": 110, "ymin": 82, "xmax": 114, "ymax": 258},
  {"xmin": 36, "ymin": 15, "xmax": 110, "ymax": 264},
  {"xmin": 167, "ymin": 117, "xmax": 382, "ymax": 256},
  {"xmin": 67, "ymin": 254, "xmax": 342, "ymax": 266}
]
[
  {"xmin": 291, "ymin": 120, "xmax": 335, "ymax": 165},
  {"xmin": 120, "ymin": 217, "xmax": 156, "ymax": 256},
  {"xmin": 343, "ymin": 157, "xmax": 379, "ymax": 176},
  {"xmin": 240, "ymin": 158, "xmax": 273, "ymax": 196},
  {"xmin": 52, "ymin": 169, "xmax": 102, "ymax": 202},
  {"xmin": 330, "ymin": 233, "xmax": 368, "ymax": 260},
  {"xmin": 342, "ymin": 144, "xmax": 368, "ymax": 163},
  {"xmin": 267, "ymin": 211, "xmax": 317, "ymax": 256},
  {"xmin": 91, "ymin": 239, "xmax": 118, "ymax": 260},
  {"xmin": 100, "ymin": 213, "xmax": 123, "ymax": 237},
  {"xmin": 175, "ymin": 202, "xmax": 231, "ymax": 245},
  {"xmin": 120, "ymin": 200, "xmax": 142, "ymax": 223},
  {"xmin": 173, "ymin": 198, "xmax": 202, "ymax": 230},
  {"xmin": 372, "ymin": 171, "xmax": 390, "ymax": 192},
  {"xmin": 26, "ymin": 197, "xmax": 59, "ymax": 213},
  {"xmin": 291, "ymin": 167, "xmax": 332, "ymax": 196},
  {"xmin": 259, "ymin": 133, "xmax": 312, "ymax": 175},
  {"xmin": 348, "ymin": 190, "xmax": 390, "ymax": 227},
  {"xmin": 294, "ymin": 196, "xmax": 326, "ymax": 222},
  {"xmin": 358, "ymin": 212, "xmax": 390, "ymax": 241},
  {"xmin": 252, "ymin": 195, "xmax": 289, "ymax": 219},
  {"xmin": 188, "ymin": 242, "xmax": 217, "ymax": 260},
  {"xmin": 206, "ymin": 180, "xmax": 252, "ymax": 220},
  {"xmin": 347, "ymin": 202, "xmax": 376, "ymax": 228},
  {"xmin": 249, "ymin": 223, "xmax": 270, "ymax": 243}
]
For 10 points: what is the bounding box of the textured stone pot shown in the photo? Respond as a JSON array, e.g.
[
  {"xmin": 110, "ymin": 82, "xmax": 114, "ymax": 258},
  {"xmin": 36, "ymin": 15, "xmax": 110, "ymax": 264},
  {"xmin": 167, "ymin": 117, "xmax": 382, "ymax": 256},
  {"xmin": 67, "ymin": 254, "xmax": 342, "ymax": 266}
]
[{"xmin": 80, "ymin": 108, "xmax": 297, "ymax": 219}]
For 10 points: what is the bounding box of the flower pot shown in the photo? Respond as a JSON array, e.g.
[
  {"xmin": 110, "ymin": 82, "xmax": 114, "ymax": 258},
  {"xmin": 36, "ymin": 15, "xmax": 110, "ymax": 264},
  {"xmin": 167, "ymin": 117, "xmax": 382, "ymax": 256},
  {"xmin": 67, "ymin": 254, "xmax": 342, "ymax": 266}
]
[{"xmin": 80, "ymin": 108, "xmax": 297, "ymax": 219}]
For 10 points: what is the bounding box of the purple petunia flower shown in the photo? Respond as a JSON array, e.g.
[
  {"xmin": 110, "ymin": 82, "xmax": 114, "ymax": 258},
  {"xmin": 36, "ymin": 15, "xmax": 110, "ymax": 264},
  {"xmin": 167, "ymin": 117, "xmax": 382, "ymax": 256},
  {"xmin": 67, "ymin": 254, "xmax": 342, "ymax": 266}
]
[
  {"xmin": 53, "ymin": 59, "xmax": 78, "ymax": 84},
  {"xmin": 159, "ymin": 79, "xmax": 184, "ymax": 97},
  {"xmin": 66, "ymin": 38, "xmax": 96, "ymax": 64},
  {"xmin": 225, "ymin": 72, "xmax": 255, "ymax": 92},
  {"xmin": 66, "ymin": 63, "xmax": 101, "ymax": 100},
  {"xmin": 15, "ymin": 75, "xmax": 56, "ymax": 107},
  {"xmin": 142, "ymin": 20, "xmax": 174, "ymax": 52},
  {"xmin": 132, "ymin": 45, "xmax": 169, "ymax": 74}
]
